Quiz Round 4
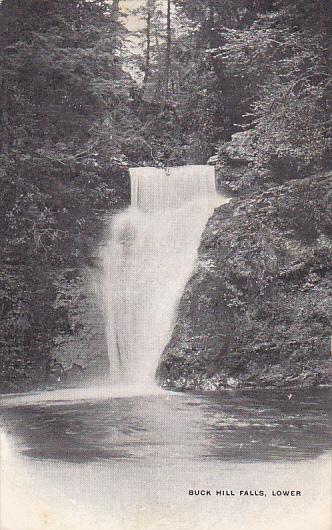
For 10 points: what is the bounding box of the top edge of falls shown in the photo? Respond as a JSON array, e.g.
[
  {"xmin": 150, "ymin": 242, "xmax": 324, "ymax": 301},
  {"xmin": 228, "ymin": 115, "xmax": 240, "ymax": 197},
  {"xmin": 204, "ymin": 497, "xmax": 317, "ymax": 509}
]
[
  {"xmin": 129, "ymin": 165, "xmax": 217, "ymax": 210},
  {"xmin": 129, "ymin": 165, "xmax": 215, "ymax": 175}
]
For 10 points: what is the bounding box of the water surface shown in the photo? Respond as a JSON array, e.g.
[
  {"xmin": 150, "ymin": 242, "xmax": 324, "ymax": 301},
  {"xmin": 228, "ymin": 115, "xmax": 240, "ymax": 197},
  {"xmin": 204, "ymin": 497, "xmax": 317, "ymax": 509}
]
[
  {"xmin": 1, "ymin": 386, "xmax": 331, "ymax": 530},
  {"xmin": 2, "ymin": 386, "xmax": 331, "ymax": 463}
]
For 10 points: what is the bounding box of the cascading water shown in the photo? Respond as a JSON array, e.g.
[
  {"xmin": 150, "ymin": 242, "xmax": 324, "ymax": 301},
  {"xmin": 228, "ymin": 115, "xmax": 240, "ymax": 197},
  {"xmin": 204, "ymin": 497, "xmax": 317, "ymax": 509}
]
[{"xmin": 102, "ymin": 165, "xmax": 228, "ymax": 387}]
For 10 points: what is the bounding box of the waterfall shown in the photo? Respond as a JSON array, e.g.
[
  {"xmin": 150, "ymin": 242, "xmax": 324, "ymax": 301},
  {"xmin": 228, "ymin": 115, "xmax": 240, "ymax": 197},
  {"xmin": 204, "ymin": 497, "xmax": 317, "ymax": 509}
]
[{"xmin": 102, "ymin": 165, "xmax": 227, "ymax": 387}]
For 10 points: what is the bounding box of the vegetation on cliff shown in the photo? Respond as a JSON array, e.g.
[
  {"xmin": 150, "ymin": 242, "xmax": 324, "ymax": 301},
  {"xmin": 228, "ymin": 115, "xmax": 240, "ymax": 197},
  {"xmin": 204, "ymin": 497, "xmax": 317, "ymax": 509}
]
[
  {"xmin": 0, "ymin": 0, "xmax": 331, "ymax": 391},
  {"xmin": 158, "ymin": 173, "xmax": 332, "ymax": 390},
  {"xmin": 0, "ymin": 0, "xmax": 131, "ymax": 390}
]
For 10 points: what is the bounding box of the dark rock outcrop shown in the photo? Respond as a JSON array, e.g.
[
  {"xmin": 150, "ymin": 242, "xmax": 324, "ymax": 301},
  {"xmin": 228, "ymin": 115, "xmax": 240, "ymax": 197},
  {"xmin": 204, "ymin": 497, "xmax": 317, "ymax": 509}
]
[
  {"xmin": 50, "ymin": 268, "xmax": 109, "ymax": 386},
  {"xmin": 213, "ymin": 130, "xmax": 258, "ymax": 193},
  {"xmin": 158, "ymin": 173, "xmax": 332, "ymax": 391}
]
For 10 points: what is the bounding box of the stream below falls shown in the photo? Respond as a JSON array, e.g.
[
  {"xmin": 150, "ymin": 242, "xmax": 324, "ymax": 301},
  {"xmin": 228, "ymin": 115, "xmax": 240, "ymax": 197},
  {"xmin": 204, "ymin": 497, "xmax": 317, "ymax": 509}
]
[{"xmin": 1, "ymin": 385, "xmax": 331, "ymax": 530}]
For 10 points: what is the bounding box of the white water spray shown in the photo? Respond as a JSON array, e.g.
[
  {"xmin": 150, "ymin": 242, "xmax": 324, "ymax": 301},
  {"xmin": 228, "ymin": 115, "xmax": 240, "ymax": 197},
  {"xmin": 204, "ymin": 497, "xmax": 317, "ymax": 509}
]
[{"xmin": 102, "ymin": 165, "xmax": 227, "ymax": 386}]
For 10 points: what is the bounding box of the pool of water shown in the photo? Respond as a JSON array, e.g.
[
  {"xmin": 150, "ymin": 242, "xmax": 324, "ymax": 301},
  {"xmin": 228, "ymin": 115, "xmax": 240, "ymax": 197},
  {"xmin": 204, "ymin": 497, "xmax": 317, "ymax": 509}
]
[{"xmin": 1, "ymin": 385, "xmax": 331, "ymax": 530}]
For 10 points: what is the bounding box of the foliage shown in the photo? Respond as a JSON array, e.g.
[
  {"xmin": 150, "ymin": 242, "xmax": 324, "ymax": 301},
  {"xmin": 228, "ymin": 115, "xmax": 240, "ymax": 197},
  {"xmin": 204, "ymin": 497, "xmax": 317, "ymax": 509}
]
[
  {"xmin": 0, "ymin": 0, "xmax": 330, "ymax": 390},
  {"xmin": 168, "ymin": 0, "xmax": 331, "ymax": 179},
  {"xmin": 213, "ymin": 0, "xmax": 331, "ymax": 179},
  {"xmin": 0, "ymin": 0, "xmax": 132, "ymax": 390}
]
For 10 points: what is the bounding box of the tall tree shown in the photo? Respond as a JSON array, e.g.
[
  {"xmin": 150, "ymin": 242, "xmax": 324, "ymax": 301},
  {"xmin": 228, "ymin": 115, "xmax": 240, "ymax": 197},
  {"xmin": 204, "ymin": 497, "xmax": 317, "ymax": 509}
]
[
  {"xmin": 141, "ymin": 0, "xmax": 153, "ymax": 97},
  {"xmin": 164, "ymin": 0, "xmax": 172, "ymax": 104}
]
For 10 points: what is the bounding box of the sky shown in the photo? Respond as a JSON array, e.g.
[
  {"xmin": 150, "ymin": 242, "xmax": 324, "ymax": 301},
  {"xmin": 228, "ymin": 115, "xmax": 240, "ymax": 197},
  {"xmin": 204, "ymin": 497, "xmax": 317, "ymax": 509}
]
[
  {"xmin": 122, "ymin": 0, "xmax": 146, "ymax": 31},
  {"xmin": 120, "ymin": 0, "xmax": 169, "ymax": 31}
]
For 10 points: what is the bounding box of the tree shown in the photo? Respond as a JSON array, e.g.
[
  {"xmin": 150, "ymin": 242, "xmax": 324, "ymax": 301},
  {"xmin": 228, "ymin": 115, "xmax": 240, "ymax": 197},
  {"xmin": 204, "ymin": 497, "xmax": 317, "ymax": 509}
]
[
  {"xmin": 0, "ymin": 0, "xmax": 133, "ymax": 390},
  {"xmin": 170, "ymin": 0, "xmax": 331, "ymax": 176},
  {"xmin": 141, "ymin": 0, "xmax": 153, "ymax": 97},
  {"xmin": 218, "ymin": 0, "xmax": 332, "ymax": 178},
  {"xmin": 164, "ymin": 0, "xmax": 172, "ymax": 104}
]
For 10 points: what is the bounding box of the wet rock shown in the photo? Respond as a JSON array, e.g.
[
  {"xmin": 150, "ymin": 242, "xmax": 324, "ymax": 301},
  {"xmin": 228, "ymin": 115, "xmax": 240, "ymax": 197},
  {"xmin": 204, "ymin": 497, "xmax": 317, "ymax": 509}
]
[
  {"xmin": 224, "ymin": 131, "xmax": 256, "ymax": 163},
  {"xmin": 158, "ymin": 173, "xmax": 332, "ymax": 391},
  {"xmin": 214, "ymin": 131, "xmax": 257, "ymax": 193},
  {"xmin": 51, "ymin": 268, "xmax": 109, "ymax": 384}
]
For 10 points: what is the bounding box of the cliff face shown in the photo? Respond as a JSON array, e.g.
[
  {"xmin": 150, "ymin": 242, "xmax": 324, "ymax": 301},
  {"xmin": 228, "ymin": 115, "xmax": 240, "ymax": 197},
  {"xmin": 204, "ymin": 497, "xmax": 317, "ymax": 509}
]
[
  {"xmin": 49, "ymin": 268, "xmax": 109, "ymax": 386},
  {"xmin": 158, "ymin": 173, "xmax": 332, "ymax": 391},
  {"xmin": 0, "ymin": 169, "xmax": 128, "ymax": 393}
]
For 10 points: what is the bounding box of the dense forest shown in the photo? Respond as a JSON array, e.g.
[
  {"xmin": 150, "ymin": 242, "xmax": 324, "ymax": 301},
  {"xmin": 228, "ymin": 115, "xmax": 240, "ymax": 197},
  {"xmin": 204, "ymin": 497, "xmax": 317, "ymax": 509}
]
[{"xmin": 0, "ymin": 0, "xmax": 331, "ymax": 391}]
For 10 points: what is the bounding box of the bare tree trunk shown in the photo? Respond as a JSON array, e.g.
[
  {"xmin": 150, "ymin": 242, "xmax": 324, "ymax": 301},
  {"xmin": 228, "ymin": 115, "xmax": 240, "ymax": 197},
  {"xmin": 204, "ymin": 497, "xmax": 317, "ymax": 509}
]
[
  {"xmin": 112, "ymin": 0, "xmax": 120, "ymax": 22},
  {"xmin": 141, "ymin": 0, "xmax": 152, "ymax": 98},
  {"xmin": 164, "ymin": 0, "xmax": 171, "ymax": 105},
  {"xmin": 207, "ymin": 0, "xmax": 223, "ymax": 84},
  {"xmin": 0, "ymin": 68, "xmax": 9, "ymax": 154},
  {"xmin": 154, "ymin": 28, "xmax": 163, "ymax": 103},
  {"xmin": 0, "ymin": 2, "xmax": 10, "ymax": 154},
  {"xmin": 208, "ymin": 0, "xmax": 215, "ymax": 49}
]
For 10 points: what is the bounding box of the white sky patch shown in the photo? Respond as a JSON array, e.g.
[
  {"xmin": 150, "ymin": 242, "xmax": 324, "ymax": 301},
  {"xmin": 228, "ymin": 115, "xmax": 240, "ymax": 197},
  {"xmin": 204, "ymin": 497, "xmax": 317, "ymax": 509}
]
[{"xmin": 122, "ymin": 0, "xmax": 146, "ymax": 31}]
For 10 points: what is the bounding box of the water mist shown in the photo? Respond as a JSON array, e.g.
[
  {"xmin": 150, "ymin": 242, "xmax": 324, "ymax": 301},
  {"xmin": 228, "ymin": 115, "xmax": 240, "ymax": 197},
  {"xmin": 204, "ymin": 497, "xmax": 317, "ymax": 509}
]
[{"xmin": 102, "ymin": 165, "xmax": 227, "ymax": 387}]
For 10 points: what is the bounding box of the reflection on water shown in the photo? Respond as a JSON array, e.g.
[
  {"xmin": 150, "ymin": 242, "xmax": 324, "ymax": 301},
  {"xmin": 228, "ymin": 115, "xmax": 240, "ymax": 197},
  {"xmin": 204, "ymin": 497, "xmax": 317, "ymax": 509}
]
[
  {"xmin": 1, "ymin": 386, "xmax": 331, "ymax": 530},
  {"xmin": 1, "ymin": 386, "xmax": 331, "ymax": 463}
]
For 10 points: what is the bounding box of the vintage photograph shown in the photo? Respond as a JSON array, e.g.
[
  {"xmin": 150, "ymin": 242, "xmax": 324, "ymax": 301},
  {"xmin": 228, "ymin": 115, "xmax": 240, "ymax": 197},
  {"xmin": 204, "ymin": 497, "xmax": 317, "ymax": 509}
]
[{"xmin": 0, "ymin": 1, "xmax": 331, "ymax": 529}]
